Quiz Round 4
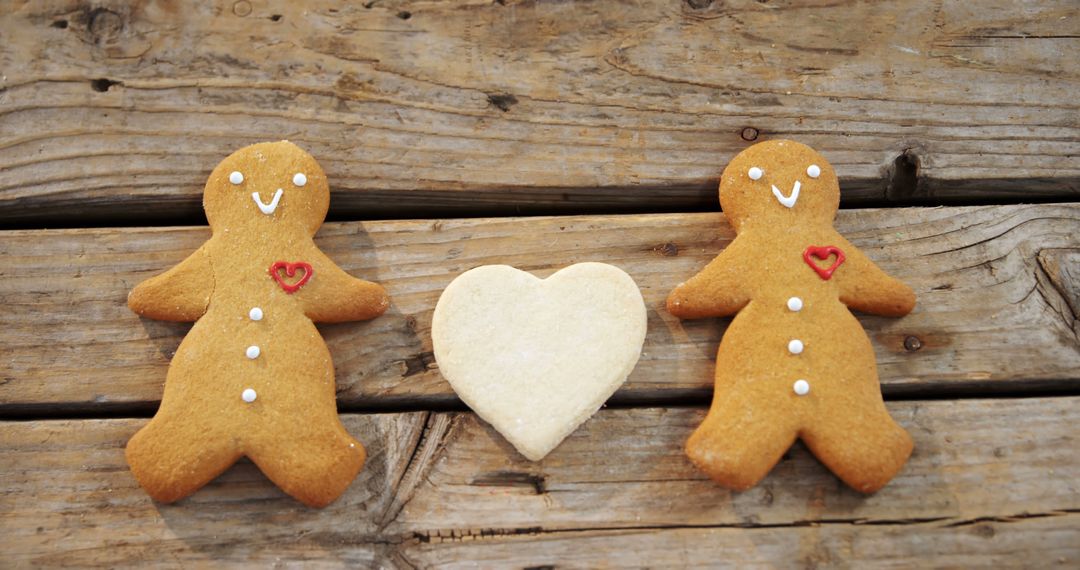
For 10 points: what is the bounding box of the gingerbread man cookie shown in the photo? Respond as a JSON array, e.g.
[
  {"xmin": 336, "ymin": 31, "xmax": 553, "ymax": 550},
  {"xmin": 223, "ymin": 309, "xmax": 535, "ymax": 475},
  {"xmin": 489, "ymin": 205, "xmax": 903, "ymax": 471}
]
[
  {"xmin": 667, "ymin": 140, "xmax": 916, "ymax": 493},
  {"xmin": 126, "ymin": 141, "xmax": 389, "ymax": 507}
]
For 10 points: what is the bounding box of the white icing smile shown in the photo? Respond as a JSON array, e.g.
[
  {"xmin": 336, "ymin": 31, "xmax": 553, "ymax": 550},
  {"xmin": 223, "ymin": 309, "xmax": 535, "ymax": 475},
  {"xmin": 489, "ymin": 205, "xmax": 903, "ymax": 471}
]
[
  {"xmin": 771, "ymin": 180, "xmax": 800, "ymax": 208},
  {"xmin": 252, "ymin": 189, "xmax": 283, "ymax": 215}
]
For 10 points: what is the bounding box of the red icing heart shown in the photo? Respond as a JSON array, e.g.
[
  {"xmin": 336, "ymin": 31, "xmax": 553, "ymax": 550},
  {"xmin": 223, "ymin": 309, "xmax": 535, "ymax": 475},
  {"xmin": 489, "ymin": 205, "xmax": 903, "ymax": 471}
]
[
  {"xmin": 269, "ymin": 261, "xmax": 313, "ymax": 294},
  {"xmin": 803, "ymin": 246, "xmax": 845, "ymax": 280}
]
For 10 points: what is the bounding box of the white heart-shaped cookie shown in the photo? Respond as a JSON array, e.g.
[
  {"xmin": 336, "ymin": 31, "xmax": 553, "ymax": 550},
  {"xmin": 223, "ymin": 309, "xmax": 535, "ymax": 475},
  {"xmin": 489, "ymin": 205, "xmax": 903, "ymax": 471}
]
[{"xmin": 432, "ymin": 263, "xmax": 647, "ymax": 461}]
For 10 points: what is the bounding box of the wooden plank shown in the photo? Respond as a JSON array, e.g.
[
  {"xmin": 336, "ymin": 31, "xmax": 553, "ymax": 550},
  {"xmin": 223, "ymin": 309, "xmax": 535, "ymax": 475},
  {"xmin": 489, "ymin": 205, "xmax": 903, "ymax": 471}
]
[
  {"xmin": 0, "ymin": 412, "xmax": 429, "ymax": 568},
  {"xmin": 2, "ymin": 397, "xmax": 1077, "ymax": 567},
  {"xmin": 1, "ymin": 1, "xmax": 1078, "ymax": 223},
  {"xmin": 2, "ymin": 203, "xmax": 1078, "ymax": 413},
  {"xmin": 385, "ymin": 398, "xmax": 1080, "ymax": 534},
  {"xmin": 400, "ymin": 516, "xmax": 1080, "ymax": 569}
]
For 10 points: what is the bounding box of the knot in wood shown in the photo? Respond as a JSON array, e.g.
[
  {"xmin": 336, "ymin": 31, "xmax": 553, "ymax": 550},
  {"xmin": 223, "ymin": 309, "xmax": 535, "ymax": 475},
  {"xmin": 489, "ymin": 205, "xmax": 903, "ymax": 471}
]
[
  {"xmin": 232, "ymin": 1, "xmax": 252, "ymax": 17},
  {"xmin": 88, "ymin": 8, "xmax": 123, "ymax": 43}
]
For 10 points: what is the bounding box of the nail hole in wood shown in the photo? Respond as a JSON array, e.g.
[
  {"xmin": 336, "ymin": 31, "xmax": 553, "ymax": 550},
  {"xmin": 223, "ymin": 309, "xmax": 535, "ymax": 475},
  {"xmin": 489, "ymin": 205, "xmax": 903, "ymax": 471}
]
[
  {"xmin": 51, "ymin": 19, "xmax": 68, "ymax": 29},
  {"xmin": 90, "ymin": 78, "xmax": 120, "ymax": 93},
  {"xmin": 397, "ymin": 10, "xmax": 411, "ymax": 20},
  {"xmin": 402, "ymin": 351, "xmax": 436, "ymax": 377},
  {"xmin": 487, "ymin": 93, "xmax": 518, "ymax": 112},
  {"xmin": 741, "ymin": 127, "xmax": 759, "ymax": 141},
  {"xmin": 654, "ymin": 242, "xmax": 679, "ymax": 256}
]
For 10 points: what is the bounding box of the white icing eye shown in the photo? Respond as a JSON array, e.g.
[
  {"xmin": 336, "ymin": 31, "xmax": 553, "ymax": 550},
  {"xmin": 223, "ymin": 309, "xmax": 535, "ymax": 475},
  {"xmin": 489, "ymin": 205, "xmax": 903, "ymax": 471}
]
[
  {"xmin": 748, "ymin": 167, "xmax": 763, "ymax": 180},
  {"xmin": 292, "ymin": 173, "xmax": 307, "ymax": 187},
  {"xmin": 806, "ymin": 164, "xmax": 821, "ymax": 178},
  {"xmin": 229, "ymin": 171, "xmax": 244, "ymax": 185}
]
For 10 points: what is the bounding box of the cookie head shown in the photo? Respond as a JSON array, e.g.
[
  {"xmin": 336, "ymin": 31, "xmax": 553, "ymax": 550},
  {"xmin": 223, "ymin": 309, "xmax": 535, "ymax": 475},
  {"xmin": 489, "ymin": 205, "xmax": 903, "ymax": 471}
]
[
  {"xmin": 203, "ymin": 141, "xmax": 329, "ymax": 235},
  {"xmin": 719, "ymin": 140, "xmax": 839, "ymax": 230}
]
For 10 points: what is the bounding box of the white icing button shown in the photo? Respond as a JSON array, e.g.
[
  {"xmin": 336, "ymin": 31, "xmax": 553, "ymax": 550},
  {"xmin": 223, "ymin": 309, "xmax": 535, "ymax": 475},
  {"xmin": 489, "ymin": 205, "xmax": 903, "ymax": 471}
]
[
  {"xmin": 293, "ymin": 172, "xmax": 307, "ymax": 187},
  {"xmin": 249, "ymin": 307, "xmax": 263, "ymax": 321},
  {"xmin": 807, "ymin": 164, "xmax": 821, "ymax": 179},
  {"xmin": 788, "ymin": 339, "xmax": 804, "ymax": 354},
  {"xmin": 229, "ymin": 171, "xmax": 244, "ymax": 185},
  {"xmin": 793, "ymin": 380, "xmax": 810, "ymax": 396},
  {"xmin": 242, "ymin": 388, "xmax": 257, "ymax": 403},
  {"xmin": 246, "ymin": 345, "xmax": 261, "ymax": 359},
  {"xmin": 748, "ymin": 167, "xmax": 763, "ymax": 180},
  {"xmin": 787, "ymin": 297, "xmax": 803, "ymax": 312}
]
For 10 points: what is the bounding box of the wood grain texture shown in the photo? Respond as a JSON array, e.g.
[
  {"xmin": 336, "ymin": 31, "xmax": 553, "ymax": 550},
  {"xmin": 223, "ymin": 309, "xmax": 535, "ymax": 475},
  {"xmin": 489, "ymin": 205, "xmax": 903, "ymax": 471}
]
[
  {"xmin": 0, "ymin": 412, "xmax": 429, "ymax": 568},
  {"xmin": 401, "ymin": 516, "xmax": 1080, "ymax": 570},
  {"xmin": 2, "ymin": 203, "xmax": 1078, "ymax": 414},
  {"xmin": 1, "ymin": 0, "xmax": 1078, "ymax": 223},
  {"xmin": 2, "ymin": 398, "xmax": 1077, "ymax": 568},
  {"xmin": 386, "ymin": 399, "xmax": 1080, "ymax": 535}
]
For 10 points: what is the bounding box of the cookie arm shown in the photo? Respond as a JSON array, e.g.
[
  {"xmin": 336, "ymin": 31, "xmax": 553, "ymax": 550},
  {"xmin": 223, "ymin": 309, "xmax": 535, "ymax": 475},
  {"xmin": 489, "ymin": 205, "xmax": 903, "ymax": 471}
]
[
  {"xmin": 128, "ymin": 244, "xmax": 213, "ymax": 321},
  {"xmin": 666, "ymin": 238, "xmax": 751, "ymax": 319},
  {"xmin": 300, "ymin": 247, "xmax": 390, "ymax": 323},
  {"xmin": 834, "ymin": 236, "xmax": 916, "ymax": 317}
]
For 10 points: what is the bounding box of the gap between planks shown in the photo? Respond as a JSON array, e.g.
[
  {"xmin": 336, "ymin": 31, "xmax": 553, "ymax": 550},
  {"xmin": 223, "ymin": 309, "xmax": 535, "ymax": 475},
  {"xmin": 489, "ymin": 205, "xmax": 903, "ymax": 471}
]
[{"xmin": 4, "ymin": 381, "xmax": 1080, "ymax": 423}]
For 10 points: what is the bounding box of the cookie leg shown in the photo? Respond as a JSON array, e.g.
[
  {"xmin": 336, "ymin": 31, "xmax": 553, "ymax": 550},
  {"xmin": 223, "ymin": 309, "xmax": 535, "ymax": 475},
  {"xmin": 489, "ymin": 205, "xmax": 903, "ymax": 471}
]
[
  {"xmin": 685, "ymin": 391, "xmax": 798, "ymax": 491},
  {"xmin": 801, "ymin": 402, "xmax": 913, "ymax": 493},
  {"xmin": 246, "ymin": 422, "xmax": 366, "ymax": 508},
  {"xmin": 126, "ymin": 416, "xmax": 240, "ymax": 504}
]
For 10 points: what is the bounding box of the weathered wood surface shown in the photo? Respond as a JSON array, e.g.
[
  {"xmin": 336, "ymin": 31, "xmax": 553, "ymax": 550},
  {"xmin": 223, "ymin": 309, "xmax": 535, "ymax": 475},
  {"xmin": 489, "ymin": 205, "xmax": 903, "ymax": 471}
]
[
  {"xmin": 1, "ymin": 0, "xmax": 1078, "ymax": 223},
  {"xmin": 0, "ymin": 412, "xmax": 427, "ymax": 568},
  {"xmin": 2, "ymin": 203, "xmax": 1078, "ymax": 414},
  {"xmin": 2, "ymin": 397, "xmax": 1077, "ymax": 568},
  {"xmin": 401, "ymin": 516, "xmax": 1080, "ymax": 569}
]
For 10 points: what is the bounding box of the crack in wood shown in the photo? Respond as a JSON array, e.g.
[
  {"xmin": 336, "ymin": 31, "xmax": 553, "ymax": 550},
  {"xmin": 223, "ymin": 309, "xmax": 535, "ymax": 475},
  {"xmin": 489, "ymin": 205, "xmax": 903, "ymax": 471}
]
[
  {"xmin": 400, "ymin": 511, "xmax": 1080, "ymax": 545},
  {"xmin": 470, "ymin": 470, "xmax": 547, "ymax": 495},
  {"xmin": 379, "ymin": 413, "xmax": 456, "ymax": 531},
  {"xmin": 945, "ymin": 509, "xmax": 1080, "ymax": 527},
  {"xmin": 1035, "ymin": 250, "xmax": 1080, "ymax": 342}
]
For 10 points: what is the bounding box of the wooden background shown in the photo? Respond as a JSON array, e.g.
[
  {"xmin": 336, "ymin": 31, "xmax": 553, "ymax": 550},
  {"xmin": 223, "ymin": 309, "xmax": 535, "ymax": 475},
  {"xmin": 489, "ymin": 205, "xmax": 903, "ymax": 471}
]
[{"xmin": 1, "ymin": 0, "xmax": 1078, "ymax": 567}]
